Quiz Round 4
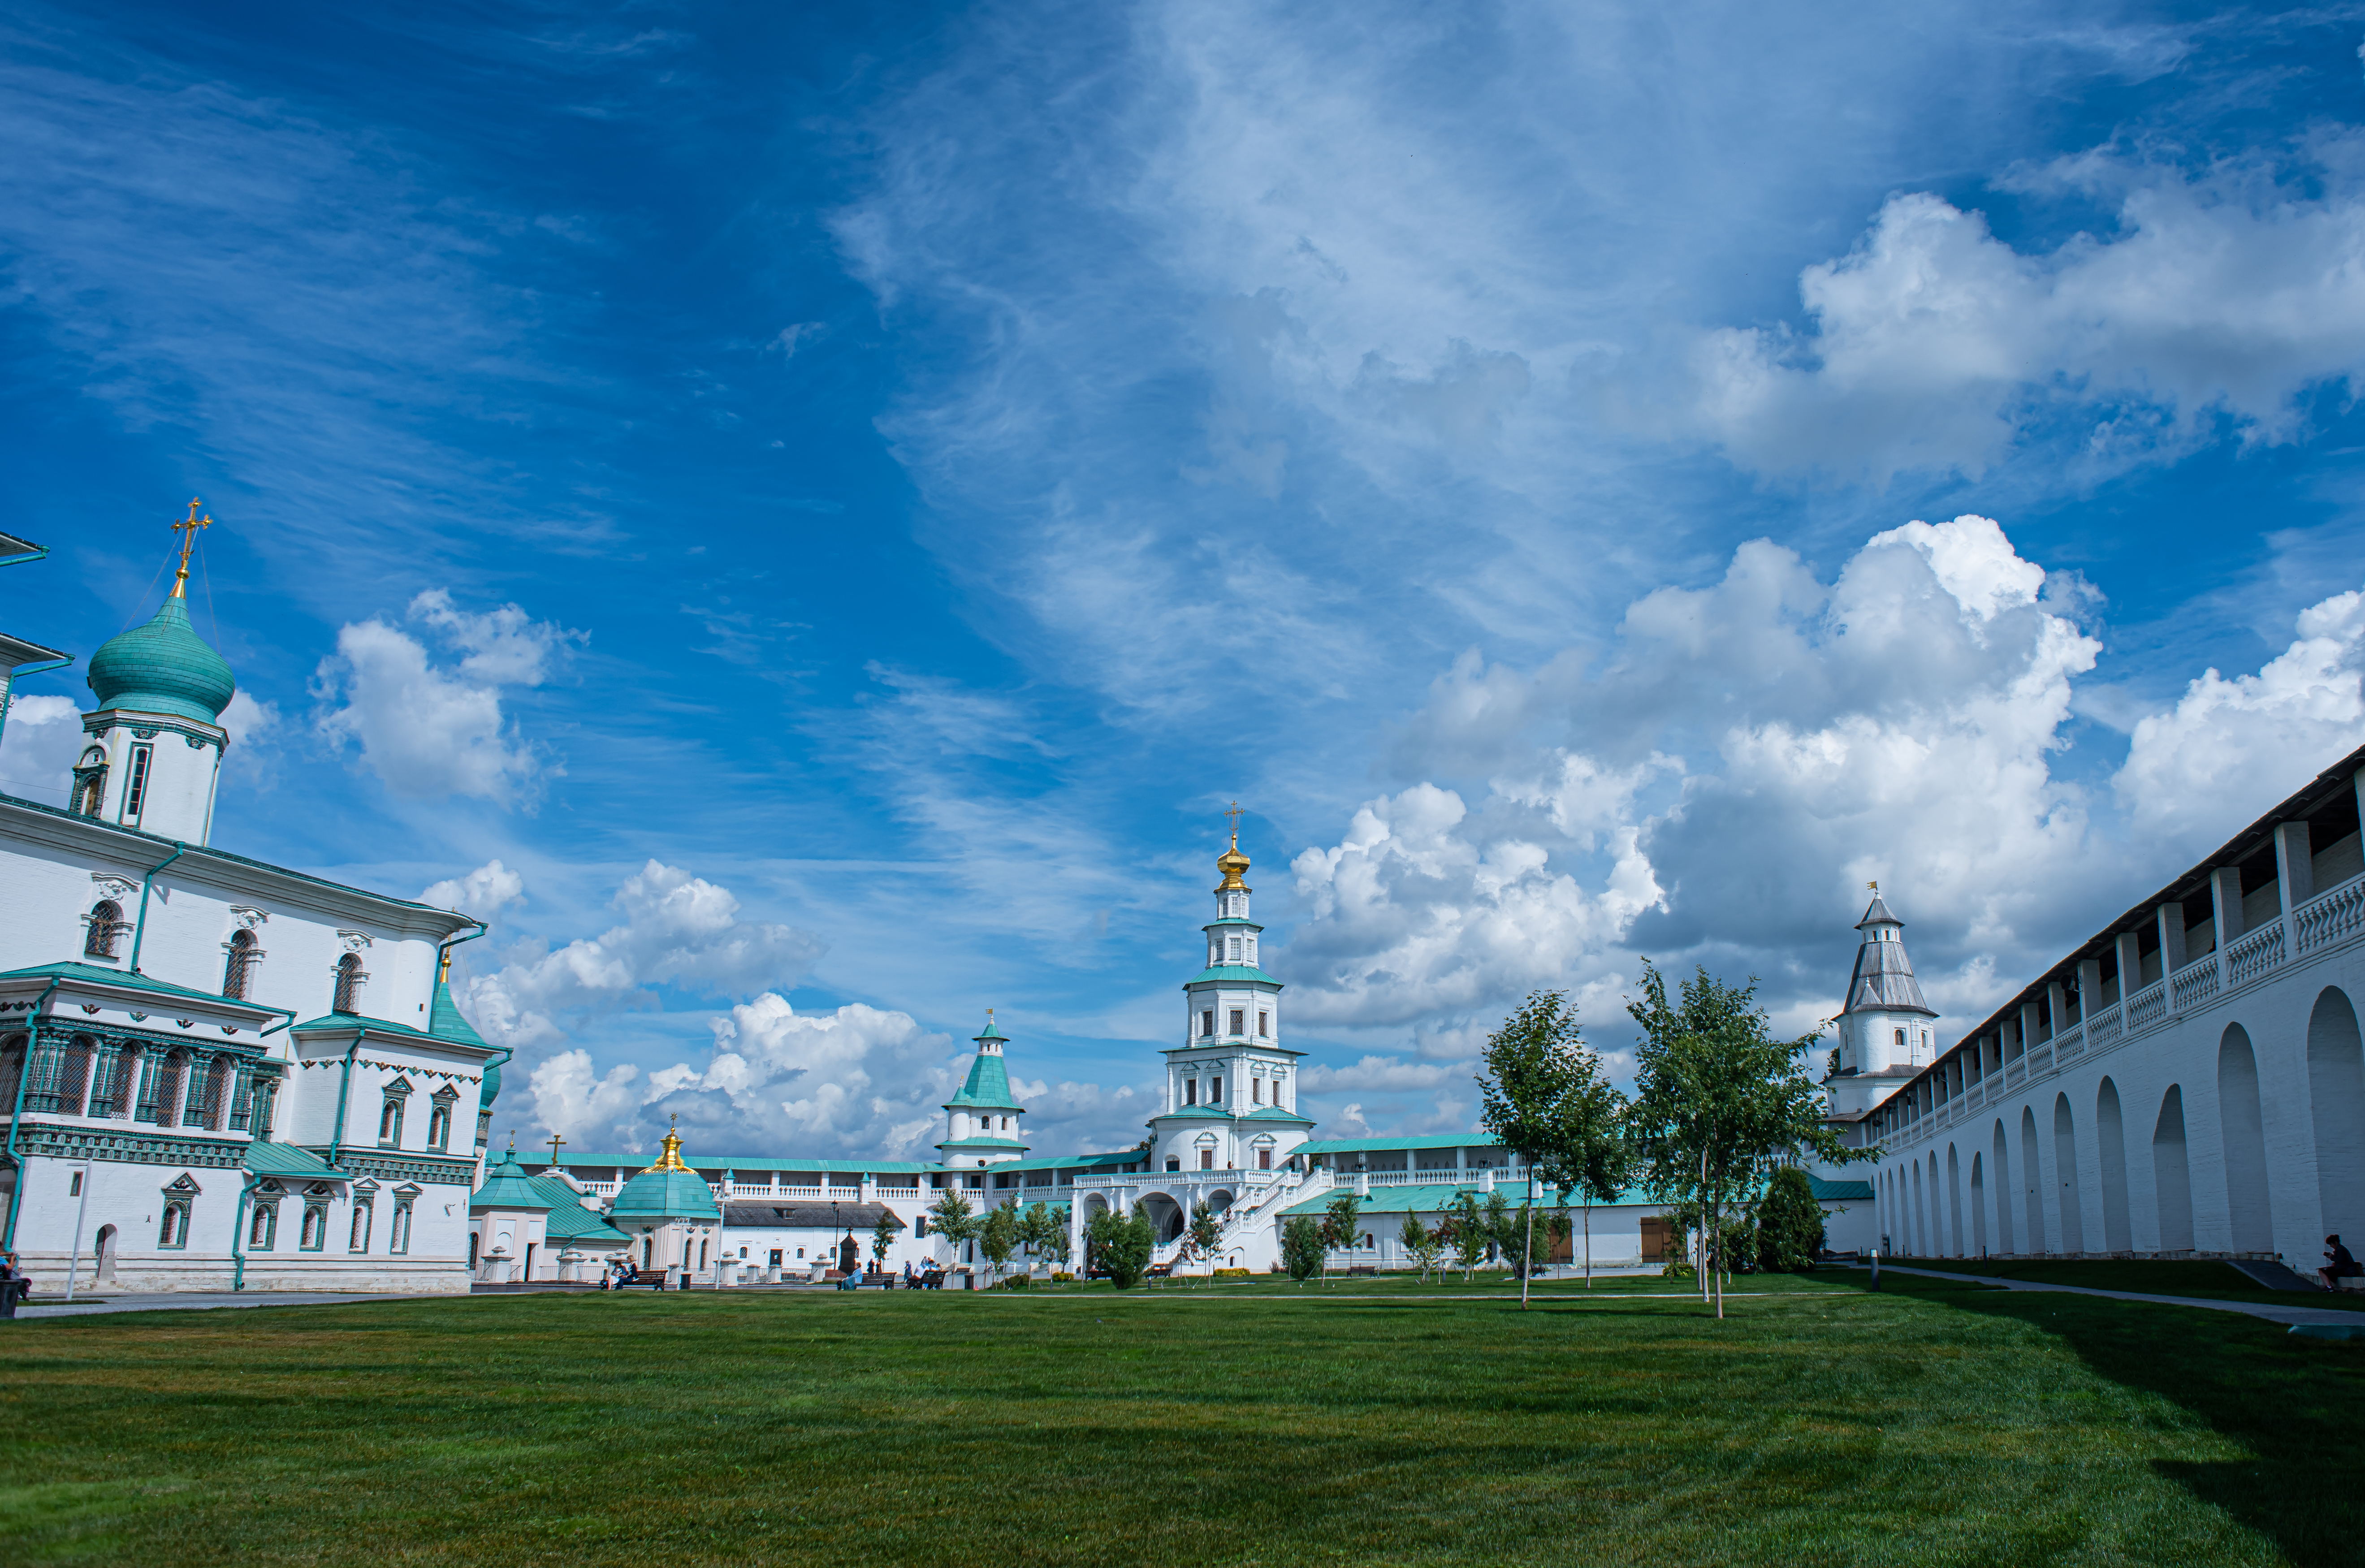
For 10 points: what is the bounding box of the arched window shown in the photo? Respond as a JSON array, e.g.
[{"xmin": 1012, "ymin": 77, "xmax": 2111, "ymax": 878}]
[
  {"xmin": 300, "ymin": 1201, "xmax": 329, "ymax": 1251},
  {"xmin": 332, "ymin": 953, "xmax": 367, "ymax": 1014},
  {"xmin": 426, "ymin": 1088, "xmax": 456, "ymax": 1151},
  {"xmin": 71, "ymin": 747, "xmax": 107, "ymax": 817},
  {"xmin": 389, "ymin": 1196, "xmax": 414, "ymax": 1255},
  {"xmin": 1894, "ymin": 1028, "xmax": 1907, "ymax": 1047},
  {"xmin": 379, "ymin": 1101, "xmax": 401, "ymax": 1142},
  {"xmin": 349, "ymin": 1200, "xmax": 373, "ymax": 1253},
  {"xmin": 83, "ymin": 900, "xmax": 124, "ymax": 959},
  {"xmin": 158, "ymin": 1202, "xmax": 190, "ymax": 1248},
  {"xmin": 250, "ymin": 1201, "xmax": 278, "ymax": 1250},
  {"xmin": 222, "ymin": 930, "xmax": 261, "ymax": 999}
]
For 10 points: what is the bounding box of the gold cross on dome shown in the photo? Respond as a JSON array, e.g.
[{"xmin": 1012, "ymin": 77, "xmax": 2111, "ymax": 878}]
[
  {"xmin": 1224, "ymin": 801, "xmax": 1245, "ymax": 840},
  {"xmin": 1868, "ymin": 880, "xmax": 1879, "ymax": 892},
  {"xmin": 169, "ymin": 497, "xmax": 213, "ymax": 599}
]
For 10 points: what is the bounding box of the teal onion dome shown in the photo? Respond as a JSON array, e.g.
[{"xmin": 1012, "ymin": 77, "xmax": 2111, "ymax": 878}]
[{"xmin": 86, "ymin": 595, "xmax": 235, "ymax": 724}]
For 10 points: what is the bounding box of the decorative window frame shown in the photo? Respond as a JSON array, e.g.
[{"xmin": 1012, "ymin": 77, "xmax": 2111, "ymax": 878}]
[
  {"xmin": 389, "ymin": 1184, "xmax": 419, "ymax": 1256},
  {"xmin": 298, "ymin": 1184, "xmax": 334, "ymax": 1252},
  {"xmin": 82, "ymin": 897, "xmax": 129, "ymax": 961},
  {"xmin": 349, "ymin": 1189, "xmax": 374, "ymax": 1253},
  {"xmin": 158, "ymin": 1174, "xmax": 199, "ymax": 1249},
  {"xmin": 118, "ymin": 741, "xmax": 155, "ymax": 825},
  {"xmin": 425, "ymin": 1085, "xmax": 458, "ymax": 1151},
  {"xmin": 70, "ymin": 746, "xmax": 108, "ymax": 818},
  {"xmin": 250, "ymin": 1184, "xmax": 281, "ymax": 1251},
  {"xmin": 377, "ymin": 1076, "xmax": 413, "ymax": 1147}
]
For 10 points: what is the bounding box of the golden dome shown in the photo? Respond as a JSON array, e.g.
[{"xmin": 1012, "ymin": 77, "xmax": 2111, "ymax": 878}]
[
  {"xmin": 645, "ymin": 1115, "xmax": 694, "ymax": 1173},
  {"xmin": 1217, "ymin": 833, "xmax": 1251, "ymax": 890}
]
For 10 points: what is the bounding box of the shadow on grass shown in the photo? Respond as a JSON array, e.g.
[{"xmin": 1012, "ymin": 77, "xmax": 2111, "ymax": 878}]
[{"xmin": 1842, "ymin": 1271, "xmax": 2365, "ymax": 1567}]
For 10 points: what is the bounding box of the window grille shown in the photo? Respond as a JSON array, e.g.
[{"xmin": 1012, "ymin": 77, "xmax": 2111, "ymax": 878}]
[
  {"xmin": 158, "ymin": 1203, "xmax": 190, "ymax": 1248},
  {"xmin": 223, "ymin": 930, "xmax": 261, "ymax": 999},
  {"xmin": 332, "ymin": 953, "xmax": 367, "ymax": 1014},
  {"xmin": 389, "ymin": 1201, "xmax": 412, "ymax": 1255},
  {"xmin": 349, "ymin": 1201, "xmax": 373, "ymax": 1253},
  {"xmin": 83, "ymin": 900, "xmax": 125, "ymax": 959}
]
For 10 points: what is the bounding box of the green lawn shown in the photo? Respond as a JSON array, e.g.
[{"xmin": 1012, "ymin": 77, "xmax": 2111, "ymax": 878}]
[
  {"xmin": 1880, "ymin": 1256, "xmax": 2365, "ymax": 1313},
  {"xmin": 3, "ymin": 1272, "xmax": 2360, "ymax": 1567}
]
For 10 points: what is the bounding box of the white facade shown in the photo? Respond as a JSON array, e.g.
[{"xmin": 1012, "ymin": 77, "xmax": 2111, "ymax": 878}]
[
  {"xmin": 1861, "ymin": 754, "xmax": 2365, "ymax": 1268},
  {"xmin": 0, "ymin": 548, "xmax": 495, "ymax": 1294}
]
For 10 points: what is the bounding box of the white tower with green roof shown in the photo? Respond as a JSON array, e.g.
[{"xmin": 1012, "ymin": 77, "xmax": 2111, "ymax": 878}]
[
  {"xmin": 936, "ymin": 1011, "xmax": 1028, "ymax": 1169},
  {"xmin": 1148, "ymin": 816, "xmax": 1311, "ymax": 1176}
]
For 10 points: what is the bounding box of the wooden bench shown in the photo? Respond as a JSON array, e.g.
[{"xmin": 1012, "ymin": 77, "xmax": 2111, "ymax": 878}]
[
  {"xmin": 1345, "ymin": 1265, "xmax": 1379, "ymax": 1277},
  {"xmin": 1145, "ymin": 1262, "xmax": 1175, "ymax": 1281}
]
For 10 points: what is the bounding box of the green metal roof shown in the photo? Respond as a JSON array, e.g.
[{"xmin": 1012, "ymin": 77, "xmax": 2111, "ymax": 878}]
[
  {"xmin": 973, "ymin": 1150, "xmax": 1141, "ymax": 1174},
  {"xmin": 1238, "ymin": 1106, "xmax": 1315, "ymax": 1124},
  {"xmin": 527, "ymin": 1175, "xmax": 635, "ymax": 1245},
  {"xmin": 609, "ymin": 1166, "xmax": 722, "ymax": 1221},
  {"xmin": 0, "ymin": 795, "xmax": 481, "ymax": 937},
  {"xmin": 87, "ymin": 593, "xmax": 235, "ymax": 723},
  {"xmin": 549, "ymin": 1153, "xmax": 937, "ymax": 1175},
  {"xmin": 1280, "ymin": 1180, "xmax": 1660, "ymax": 1217},
  {"xmin": 471, "ymin": 1154, "xmax": 555, "ymax": 1212},
  {"xmin": 936, "ymin": 1136, "xmax": 1029, "ymax": 1151},
  {"xmin": 291, "ymin": 1011, "xmax": 432, "ymax": 1038},
  {"xmin": 1297, "ymin": 1134, "xmax": 1505, "ymax": 1155},
  {"xmin": 944, "ymin": 1047, "xmax": 1022, "ymax": 1110},
  {"xmin": 1201, "ymin": 918, "xmax": 1264, "ymax": 930},
  {"xmin": 0, "ymin": 961, "xmax": 295, "ymax": 1023},
  {"xmin": 1808, "ymin": 1175, "xmax": 1875, "ymax": 1201},
  {"xmin": 243, "ymin": 1141, "xmax": 346, "ymax": 1181},
  {"xmin": 1182, "ymin": 965, "xmax": 1284, "ymax": 988}
]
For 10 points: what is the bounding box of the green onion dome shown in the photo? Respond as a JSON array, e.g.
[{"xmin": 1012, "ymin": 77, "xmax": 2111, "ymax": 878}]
[{"xmin": 86, "ymin": 595, "xmax": 235, "ymax": 724}]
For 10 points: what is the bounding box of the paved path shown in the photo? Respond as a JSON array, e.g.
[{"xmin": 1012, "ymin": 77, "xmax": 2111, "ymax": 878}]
[
  {"xmin": 10, "ymin": 1291, "xmax": 451, "ymax": 1320},
  {"xmin": 1868, "ymin": 1263, "xmax": 2365, "ymax": 1327}
]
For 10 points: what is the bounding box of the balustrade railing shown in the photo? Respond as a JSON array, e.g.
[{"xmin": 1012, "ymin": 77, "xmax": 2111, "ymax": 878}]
[
  {"xmin": 2026, "ymin": 1047, "xmax": 2054, "ymax": 1080},
  {"xmin": 2225, "ymin": 918, "xmax": 2286, "ymax": 987},
  {"xmin": 2170, "ymin": 954, "xmax": 2220, "ymax": 1013},
  {"xmin": 2294, "ymin": 876, "xmax": 2365, "ymax": 955},
  {"xmin": 2052, "ymin": 1023, "xmax": 2084, "ymax": 1061},
  {"xmin": 2125, "ymin": 981, "xmax": 2168, "ymax": 1032},
  {"xmin": 2085, "ymin": 1004, "xmax": 2123, "ymax": 1049},
  {"xmin": 2005, "ymin": 1062, "xmax": 2025, "ymax": 1089}
]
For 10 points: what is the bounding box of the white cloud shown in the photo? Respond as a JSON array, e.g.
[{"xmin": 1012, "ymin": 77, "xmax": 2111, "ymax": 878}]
[
  {"xmin": 314, "ymin": 590, "xmax": 582, "ymax": 803},
  {"xmin": 462, "ymin": 860, "xmax": 826, "ymax": 1051},
  {"xmin": 1692, "ymin": 150, "xmax": 2365, "ymax": 479},
  {"xmin": 419, "ymin": 858, "xmax": 528, "ymax": 920},
  {"xmin": 0, "ymin": 693, "xmax": 85, "ymax": 808},
  {"xmin": 2116, "ymin": 588, "xmax": 2365, "ymax": 852},
  {"xmin": 1298, "ymin": 1055, "xmax": 1459, "ymax": 1093}
]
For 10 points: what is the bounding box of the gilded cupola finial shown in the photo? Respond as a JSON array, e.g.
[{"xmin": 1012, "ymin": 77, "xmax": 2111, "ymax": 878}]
[
  {"xmin": 169, "ymin": 497, "xmax": 213, "ymax": 600},
  {"xmin": 647, "ymin": 1114, "xmax": 693, "ymax": 1173},
  {"xmin": 1216, "ymin": 801, "xmax": 1251, "ymax": 890}
]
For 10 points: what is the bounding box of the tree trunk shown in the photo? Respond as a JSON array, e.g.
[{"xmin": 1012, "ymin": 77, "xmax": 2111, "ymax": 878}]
[
  {"xmin": 1583, "ymin": 1201, "xmax": 1593, "ymax": 1289},
  {"xmin": 1520, "ymin": 1175, "xmax": 1536, "ymax": 1310}
]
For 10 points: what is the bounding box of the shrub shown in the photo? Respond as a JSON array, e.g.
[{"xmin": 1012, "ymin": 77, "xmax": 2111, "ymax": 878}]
[
  {"xmin": 1051, "ymin": 1271, "xmax": 1074, "ymax": 1283},
  {"xmin": 1212, "ymin": 1267, "xmax": 1250, "ymax": 1279},
  {"xmin": 1755, "ymin": 1166, "xmax": 1826, "ymax": 1272}
]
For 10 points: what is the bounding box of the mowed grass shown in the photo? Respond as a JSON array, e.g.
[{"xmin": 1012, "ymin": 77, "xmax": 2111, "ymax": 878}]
[
  {"xmin": 3, "ymin": 1271, "xmax": 2361, "ymax": 1568},
  {"xmin": 1882, "ymin": 1256, "xmax": 2365, "ymax": 1313}
]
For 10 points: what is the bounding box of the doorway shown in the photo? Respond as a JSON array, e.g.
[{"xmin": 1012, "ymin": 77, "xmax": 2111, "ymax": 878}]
[
  {"xmin": 838, "ymin": 1235, "xmax": 858, "ymax": 1274},
  {"xmin": 1639, "ymin": 1216, "xmax": 1670, "ymax": 1262},
  {"xmin": 94, "ymin": 1224, "xmax": 117, "ymax": 1285}
]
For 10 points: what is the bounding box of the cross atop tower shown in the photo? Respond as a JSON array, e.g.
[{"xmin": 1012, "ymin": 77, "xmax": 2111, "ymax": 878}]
[
  {"xmin": 1224, "ymin": 800, "xmax": 1244, "ymax": 843},
  {"xmin": 169, "ymin": 497, "xmax": 213, "ymax": 600}
]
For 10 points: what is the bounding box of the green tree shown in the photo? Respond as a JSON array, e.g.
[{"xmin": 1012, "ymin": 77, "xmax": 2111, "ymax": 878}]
[
  {"xmin": 979, "ymin": 1201, "xmax": 1020, "ymax": 1285},
  {"xmin": 1319, "ymin": 1194, "xmax": 1363, "ymax": 1284},
  {"xmin": 1281, "ymin": 1214, "xmax": 1324, "ymax": 1284},
  {"xmin": 1186, "ymin": 1201, "xmax": 1223, "ymax": 1283},
  {"xmin": 1626, "ymin": 960, "xmax": 1867, "ymax": 1318},
  {"xmin": 1444, "ymin": 1191, "xmax": 1487, "ymax": 1282},
  {"xmin": 1035, "ymin": 1204, "xmax": 1073, "ymax": 1272},
  {"xmin": 929, "ymin": 1189, "xmax": 979, "ymax": 1272},
  {"xmin": 1399, "ymin": 1213, "xmax": 1444, "ymax": 1283},
  {"xmin": 1478, "ymin": 989, "xmax": 1578, "ymax": 1306},
  {"xmin": 1082, "ymin": 1205, "xmax": 1154, "ymax": 1288},
  {"xmin": 1755, "ymin": 1166, "xmax": 1828, "ymax": 1272},
  {"xmin": 870, "ymin": 1210, "xmax": 899, "ymax": 1268},
  {"xmin": 1482, "ymin": 1189, "xmax": 1511, "ymax": 1269}
]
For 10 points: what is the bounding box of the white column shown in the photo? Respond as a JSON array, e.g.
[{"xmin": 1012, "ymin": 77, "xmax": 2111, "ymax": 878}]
[
  {"xmin": 2114, "ymin": 930, "xmax": 2143, "ymax": 1001},
  {"xmin": 2209, "ymin": 867, "xmax": 2244, "ymax": 987},
  {"xmin": 2274, "ymin": 821, "xmax": 2313, "ymax": 925},
  {"xmin": 2076, "ymin": 959, "xmax": 2104, "ymax": 1022},
  {"xmin": 2046, "ymin": 982, "xmax": 2069, "ymax": 1041},
  {"xmin": 2157, "ymin": 901, "xmax": 2188, "ymax": 977}
]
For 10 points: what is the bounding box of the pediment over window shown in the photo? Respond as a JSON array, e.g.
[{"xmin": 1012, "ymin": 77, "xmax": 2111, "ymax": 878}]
[
  {"xmin": 383, "ymin": 1076, "xmax": 415, "ymax": 1098},
  {"xmin": 352, "ymin": 1177, "xmax": 380, "ymax": 1195},
  {"xmin": 430, "ymin": 1084, "xmax": 458, "ymax": 1104},
  {"xmin": 161, "ymin": 1173, "xmax": 202, "ymax": 1196},
  {"xmin": 303, "ymin": 1182, "xmax": 337, "ymax": 1198},
  {"xmin": 391, "ymin": 1183, "xmax": 423, "ymax": 1199}
]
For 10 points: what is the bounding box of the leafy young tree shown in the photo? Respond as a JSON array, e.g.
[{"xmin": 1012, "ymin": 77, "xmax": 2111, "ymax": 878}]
[
  {"xmin": 1626, "ymin": 960, "xmax": 1868, "ymax": 1319},
  {"xmin": 1482, "ymin": 1189, "xmax": 1512, "ymax": 1270},
  {"xmin": 1187, "ymin": 1201, "xmax": 1224, "ymax": 1283},
  {"xmin": 1319, "ymin": 1194, "xmax": 1363, "ymax": 1284},
  {"xmin": 929, "ymin": 1190, "xmax": 979, "ymax": 1271},
  {"xmin": 871, "ymin": 1211, "xmax": 899, "ymax": 1268},
  {"xmin": 1445, "ymin": 1191, "xmax": 1488, "ymax": 1282},
  {"xmin": 1038, "ymin": 1204, "xmax": 1073, "ymax": 1272},
  {"xmin": 1281, "ymin": 1214, "xmax": 1324, "ymax": 1284},
  {"xmin": 979, "ymin": 1201, "xmax": 1020, "ymax": 1285},
  {"xmin": 1016, "ymin": 1201, "xmax": 1055, "ymax": 1274},
  {"xmin": 1755, "ymin": 1166, "xmax": 1828, "ymax": 1272},
  {"xmin": 1478, "ymin": 988, "xmax": 1633, "ymax": 1305},
  {"xmin": 1400, "ymin": 1213, "xmax": 1444, "ymax": 1283}
]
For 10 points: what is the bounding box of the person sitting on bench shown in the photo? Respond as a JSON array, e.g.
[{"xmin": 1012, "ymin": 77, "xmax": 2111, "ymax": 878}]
[{"xmin": 2321, "ymin": 1235, "xmax": 2361, "ymax": 1291}]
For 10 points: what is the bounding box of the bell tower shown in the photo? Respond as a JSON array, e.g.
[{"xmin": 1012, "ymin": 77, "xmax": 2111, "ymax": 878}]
[
  {"xmin": 1828, "ymin": 884, "xmax": 1939, "ymax": 1117},
  {"xmin": 75, "ymin": 501, "xmax": 237, "ymax": 845}
]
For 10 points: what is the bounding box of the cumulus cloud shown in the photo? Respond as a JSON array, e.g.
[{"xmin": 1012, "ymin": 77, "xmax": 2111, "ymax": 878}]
[
  {"xmin": 1692, "ymin": 149, "xmax": 2365, "ymax": 479},
  {"xmin": 1283, "ymin": 514, "xmax": 2365, "ymax": 1080},
  {"xmin": 1298, "ymin": 1055, "xmax": 1458, "ymax": 1093},
  {"xmin": 419, "ymin": 859, "xmax": 528, "ymax": 920},
  {"xmin": 525, "ymin": 995, "xmax": 1156, "ymax": 1159},
  {"xmin": 315, "ymin": 590, "xmax": 583, "ymax": 803},
  {"xmin": 462, "ymin": 860, "xmax": 826, "ymax": 1050},
  {"xmin": 0, "ymin": 693, "xmax": 85, "ymax": 807},
  {"xmin": 2117, "ymin": 589, "xmax": 2365, "ymax": 852}
]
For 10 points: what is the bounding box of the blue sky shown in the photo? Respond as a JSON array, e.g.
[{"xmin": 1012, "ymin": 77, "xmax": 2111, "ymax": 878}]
[{"xmin": 6, "ymin": 0, "xmax": 2365, "ymax": 1160}]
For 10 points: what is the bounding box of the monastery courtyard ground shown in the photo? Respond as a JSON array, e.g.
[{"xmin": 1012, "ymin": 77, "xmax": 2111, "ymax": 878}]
[{"xmin": 3, "ymin": 1269, "xmax": 2361, "ymax": 1567}]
